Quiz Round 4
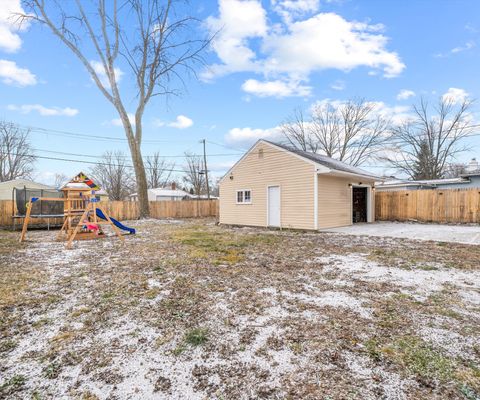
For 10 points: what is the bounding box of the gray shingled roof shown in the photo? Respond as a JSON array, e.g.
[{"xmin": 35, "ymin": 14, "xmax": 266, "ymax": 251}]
[{"xmin": 264, "ymin": 140, "xmax": 379, "ymax": 179}]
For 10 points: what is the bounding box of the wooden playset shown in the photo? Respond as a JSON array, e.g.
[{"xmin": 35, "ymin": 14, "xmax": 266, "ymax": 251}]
[{"xmin": 19, "ymin": 172, "xmax": 135, "ymax": 248}]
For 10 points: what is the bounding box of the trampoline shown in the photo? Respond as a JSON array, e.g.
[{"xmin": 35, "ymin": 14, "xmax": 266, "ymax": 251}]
[{"xmin": 12, "ymin": 187, "xmax": 65, "ymax": 230}]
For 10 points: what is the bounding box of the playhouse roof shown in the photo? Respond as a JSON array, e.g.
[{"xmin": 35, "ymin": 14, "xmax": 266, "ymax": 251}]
[{"xmin": 61, "ymin": 172, "xmax": 101, "ymax": 191}]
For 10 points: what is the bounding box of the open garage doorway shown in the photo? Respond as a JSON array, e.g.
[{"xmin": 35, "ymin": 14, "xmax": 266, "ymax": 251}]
[{"xmin": 352, "ymin": 186, "xmax": 368, "ymax": 223}]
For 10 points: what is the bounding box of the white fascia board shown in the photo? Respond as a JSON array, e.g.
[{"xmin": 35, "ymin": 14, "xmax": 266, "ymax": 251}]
[{"xmin": 319, "ymin": 169, "xmax": 378, "ymax": 182}]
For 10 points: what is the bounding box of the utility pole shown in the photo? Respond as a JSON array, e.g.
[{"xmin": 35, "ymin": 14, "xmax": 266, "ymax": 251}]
[{"xmin": 201, "ymin": 139, "xmax": 210, "ymax": 199}]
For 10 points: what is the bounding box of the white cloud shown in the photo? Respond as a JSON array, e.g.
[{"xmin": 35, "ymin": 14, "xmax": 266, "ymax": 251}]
[
  {"xmin": 465, "ymin": 23, "xmax": 477, "ymax": 33},
  {"xmin": 111, "ymin": 113, "xmax": 135, "ymax": 126},
  {"xmin": 204, "ymin": 2, "xmax": 405, "ymax": 97},
  {"xmin": 442, "ymin": 87, "xmax": 469, "ymax": 104},
  {"xmin": 435, "ymin": 41, "xmax": 475, "ymax": 58},
  {"xmin": 153, "ymin": 115, "xmax": 194, "ymax": 129},
  {"xmin": 330, "ymin": 80, "xmax": 346, "ymax": 91},
  {"xmin": 203, "ymin": 0, "xmax": 267, "ymax": 80},
  {"xmin": 451, "ymin": 41, "xmax": 475, "ymax": 53},
  {"xmin": 7, "ymin": 104, "xmax": 79, "ymax": 116},
  {"xmin": 311, "ymin": 98, "xmax": 412, "ymax": 125},
  {"xmin": 0, "ymin": 60, "xmax": 36, "ymax": 86},
  {"xmin": 168, "ymin": 115, "xmax": 193, "ymax": 129},
  {"xmin": 368, "ymin": 101, "xmax": 412, "ymax": 125},
  {"xmin": 272, "ymin": 0, "xmax": 320, "ymax": 22},
  {"xmin": 263, "ymin": 13, "xmax": 403, "ymax": 78},
  {"xmin": 90, "ymin": 60, "xmax": 124, "ymax": 88},
  {"xmin": 396, "ymin": 89, "xmax": 415, "ymax": 100},
  {"xmin": 242, "ymin": 78, "xmax": 311, "ymax": 97},
  {"xmin": 0, "ymin": 0, "xmax": 29, "ymax": 53},
  {"xmin": 225, "ymin": 126, "xmax": 282, "ymax": 146}
]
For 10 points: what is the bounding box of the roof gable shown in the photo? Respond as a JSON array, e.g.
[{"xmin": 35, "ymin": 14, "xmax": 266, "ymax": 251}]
[
  {"xmin": 63, "ymin": 172, "xmax": 101, "ymax": 190},
  {"xmin": 219, "ymin": 139, "xmax": 321, "ymax": 183}
]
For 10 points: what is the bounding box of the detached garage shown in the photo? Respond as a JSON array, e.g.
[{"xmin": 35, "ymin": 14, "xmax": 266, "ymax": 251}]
[{"xmin": 219, "ymin": 140, "xmax": 379, "ymax": 230}]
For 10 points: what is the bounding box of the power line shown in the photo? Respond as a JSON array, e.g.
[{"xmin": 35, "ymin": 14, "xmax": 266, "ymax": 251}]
[
  {"xmin": 2, "ymin": 151, "xmax": 188, "ymax": 173},
  {"xmin": 206, "ymin": 140, "xmax": 249, "ymax": 152},
  {"xmin": 32, "ymin": 147, "xmax": 243, "ymax": 160},
  {"xmin": 22, "ymin": 124, "xmax": 195, "ymax": 144}
]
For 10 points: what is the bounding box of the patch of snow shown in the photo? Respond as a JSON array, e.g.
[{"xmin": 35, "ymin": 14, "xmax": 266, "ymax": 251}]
[
  {"xmin": 419, "ymin": 326, "xmax": 479, "ymax": 361},
  {"xmin": 147, "ymin": 279, "xmax": 162, "ymax": 288},
  {"xmin": 344, "ymin": 352, "xmax": 414, "ymax": 400},
  {"xmin": 282, "ymin": 289, "xmax": 372, "ymax": 319},
  {"xmin": 259, "ymin": 286, "xmax": 372, "ymax": 319},
  {"xmin": 316, "ymin": 254, "xmax": 480, "ymax": 301}
]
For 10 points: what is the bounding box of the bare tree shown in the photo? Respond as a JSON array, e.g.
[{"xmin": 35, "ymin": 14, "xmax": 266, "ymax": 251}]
[
  {"xmin": 20, "ymin": 1, "xmax": 209, "ymax": 217},
  {"xmin": 90, "ymin": 151, "xmax": 135, "ymax": 200},
  {"xmin": 210, "ymin": 177, "xmax": 220, "ymax": 197},
  {"xmin": 54, "ymin": 173, "xmax": 69, "ymax": 189},
  {"xmin": 281, "ymin": 108, "xmax": 319, "ymax": 153},
  {"xmin": 281, "ymin": 99, "xmax": 391, "ymax": 166},
  {"xmin": 145, "ymin": 152, "xmax": 174, "ymax": 188},
  {"xmin": 443, "ymin": 162, "xmax": 467, "ymax": 178},
  {"xmin": 0, "ymin": 121, "xmax": 36, "ymax": 182},
  {"xmin": 384, "ymin": 97, "xmax": 473, "ymax": 179},
  {"xmin": 182, "ymin": 152, "xmax": 206, "ymax": 195}
]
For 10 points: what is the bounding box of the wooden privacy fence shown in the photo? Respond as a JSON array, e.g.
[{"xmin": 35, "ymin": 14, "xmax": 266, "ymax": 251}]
[
  {"xmin": 0, "ymin": 199, "xmax": 219, "ymax": 228},
  {"xmin": 375, "ymin": 189, "xmax": 480, "ymax": 223},
  {"xmin": 103, "ymin": 200, "xmax": 219, "ymax": 220}
]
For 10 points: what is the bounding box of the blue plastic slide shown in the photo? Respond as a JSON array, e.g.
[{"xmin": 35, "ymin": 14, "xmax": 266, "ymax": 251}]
[{"xmin": 95, "ymin": 208, "xmax": 136, "ymax": 234}]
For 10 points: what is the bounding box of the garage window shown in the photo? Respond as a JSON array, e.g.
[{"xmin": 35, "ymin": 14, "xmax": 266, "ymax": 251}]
[{"xmin": 236, "ymin": 190, "xmax": 252, "ymax": 204}]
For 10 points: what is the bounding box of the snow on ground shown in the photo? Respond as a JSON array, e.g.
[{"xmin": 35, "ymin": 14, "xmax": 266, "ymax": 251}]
[
  {"xmin": 259, "ymin": 286, "xmax": 372, "ymax": 319},
  {"xmin": 1, "ymin": 219, "xmax": 479, "ymax": 399},
  {"xmin": 321, "ymin": 221, "xmax": 480, "ymax": 244},
  {"xmin": 316, "ymin": 253, "xmax": 480, "ymax": 301}
]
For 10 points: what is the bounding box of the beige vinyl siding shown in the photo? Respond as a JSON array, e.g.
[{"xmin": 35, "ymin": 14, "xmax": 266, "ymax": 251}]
[
  {"xmin": 219, "ymin": 142, "xmax": 315, "ymax": 230},
  {"xmin": 317, "ymin": 175, "xmax": 376, "ymax": 229},
  {"xmin": 317, "ymin": 175, "xmax": 352, "ymax": 229}
]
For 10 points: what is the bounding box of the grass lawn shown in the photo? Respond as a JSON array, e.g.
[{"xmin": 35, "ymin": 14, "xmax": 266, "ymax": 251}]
[{"xmin": 0, "ymin": 218, "xmax": 479, "ymax": 399}]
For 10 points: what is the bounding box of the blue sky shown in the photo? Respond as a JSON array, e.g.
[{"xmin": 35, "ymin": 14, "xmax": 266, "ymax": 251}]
[{"xmin": 1, "ymin": 0, "xmax": 480, "ymax": 184}]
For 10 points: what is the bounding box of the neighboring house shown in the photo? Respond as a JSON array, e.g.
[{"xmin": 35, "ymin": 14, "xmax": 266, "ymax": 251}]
[
  {"xmin": 376, "ymin": 174, "xmax": 480, "ymax": 191},
  {"xmin": 377, "ymin": 158, "xmax": 480, "ymax": 191},
  {"xmin": 130, "ymin": 184, "xmax": 193, "ymax": 202},
  {"xmin": 219, "ymin": 140, "xmax": 379, "ymax": 230},
  {"xmin": 0, "ymin": 179, "xmax": 54, "ymax": 200},
  {"xmin": 190, "ymin": 194, "xmax": 219, "ymax": 200}
]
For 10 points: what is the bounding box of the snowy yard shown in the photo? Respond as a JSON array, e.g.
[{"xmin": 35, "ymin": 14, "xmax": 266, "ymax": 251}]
[{"xmin": 1, "ymin": 218, "xmax": 479, "ymax": 399}]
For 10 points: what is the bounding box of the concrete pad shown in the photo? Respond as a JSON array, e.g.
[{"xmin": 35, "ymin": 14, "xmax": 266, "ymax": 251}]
[{"xmin": 320, "ymin": 221, "xmax": 480, "ymax": 245}]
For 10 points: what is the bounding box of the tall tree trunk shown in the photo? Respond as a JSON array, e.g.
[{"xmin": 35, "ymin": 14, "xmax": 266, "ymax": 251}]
[
  {"xmin": 131, "ymin": 146, "xmax": 149, "ymax": 218},
  {"xmin": 120, "ymin": 109, "xmax": 150, "ymax": 218}
]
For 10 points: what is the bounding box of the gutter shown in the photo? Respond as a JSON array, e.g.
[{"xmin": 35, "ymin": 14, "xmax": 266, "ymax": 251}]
[{"xmin": 317, "ymin": 168, "xmax": 380, "ymax": 182}]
